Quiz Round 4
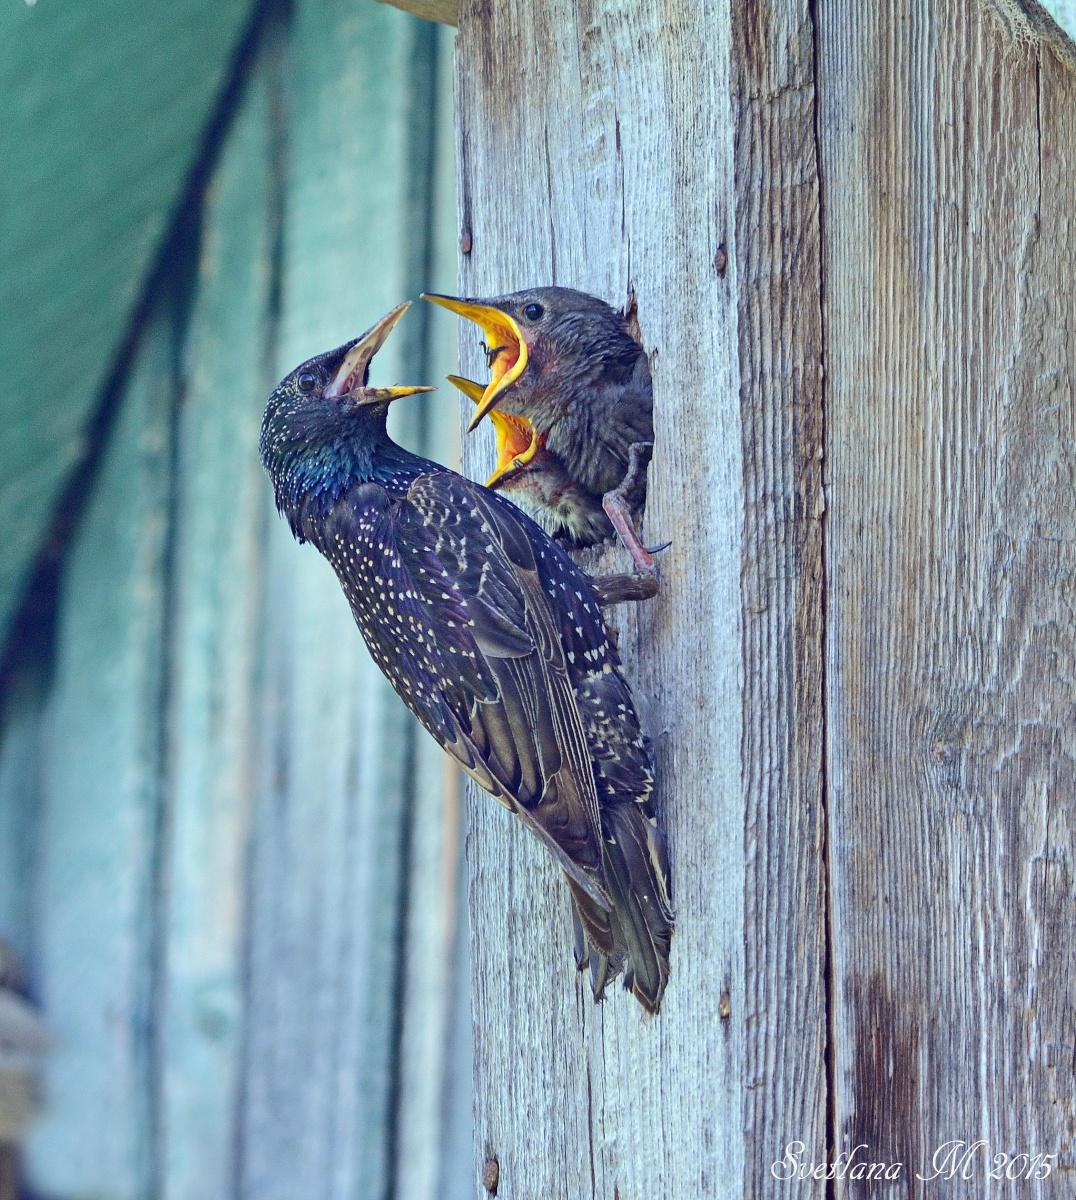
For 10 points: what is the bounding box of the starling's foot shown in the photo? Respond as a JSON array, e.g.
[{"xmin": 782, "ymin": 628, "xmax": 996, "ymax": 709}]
[
  {"xmin": 603, "ymin": 442, "xmax": 668, "ymax": 575},
  {"xmin": 590, "ymin": 571, "xmax": 660, "ymax": 608},
  {"xmin": 610, "ymin": 441, "xmax": 653, "ymax": 508}
]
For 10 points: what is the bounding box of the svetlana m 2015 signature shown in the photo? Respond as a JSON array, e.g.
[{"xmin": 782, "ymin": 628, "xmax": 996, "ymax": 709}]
[{"xmin": 771, "ymin": 1140, "xmax": 1057, "ymax": 1183}]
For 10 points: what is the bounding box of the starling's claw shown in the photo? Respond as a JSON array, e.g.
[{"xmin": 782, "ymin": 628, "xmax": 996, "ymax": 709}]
[{"xmin": 644, "ymin": 540, "xmax": 672, "ymax": 556}]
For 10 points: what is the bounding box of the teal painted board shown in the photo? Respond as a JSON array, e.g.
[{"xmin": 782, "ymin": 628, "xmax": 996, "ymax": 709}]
[
  {"xmin": 25, "ymin": 314, "xmax": 176, "ymax": 1199},
  {"xmin": 388, "ymin": 28, "xmax": 471, "ymax": 1200},
  {"xmin": 422, "ymin": 30, "xmax": 474, "ymax": 1200},
  {"xmin": 0, "ymin": 675, "xmax": 44, "ymax": 972},
  {"xmin": 238, "ymin": 5, "xmax": 464, "ymax": 1198},
  {"xmin": 0, "ymin": 4, "xmax": 469, "ymax": 1195},
  {"xmin": 0, "ymin": 0, "xmax": 256, "ymax": 643},
  {"xmin": 157, "ymin": 64, "xmax": 276, "ymax": 1200}
]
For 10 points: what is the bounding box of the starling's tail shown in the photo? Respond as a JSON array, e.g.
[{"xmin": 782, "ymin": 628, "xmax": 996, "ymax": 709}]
[
  {"xmin": 566, "ymin": 876, "xmax": 624, "ymax": 1001},
  {"xmin": 604, "ymin": 803, "xmax": 674, "ymax": 1012},
  {"xmin": 567, "ymin": 804, "xmax": 674, "ymax": 1013}
]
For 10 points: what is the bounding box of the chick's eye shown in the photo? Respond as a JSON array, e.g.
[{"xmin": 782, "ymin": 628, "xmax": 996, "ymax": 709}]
[
  {"xmin": 523, "ymin": 302, "xmax": 544, "ymax": 321},
  {"xmin": 297, "ymin": 371, "xmax": 317, "ymax": 393}
]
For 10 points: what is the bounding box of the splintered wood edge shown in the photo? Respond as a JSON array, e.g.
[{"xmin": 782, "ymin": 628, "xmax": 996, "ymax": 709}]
[
  {"xmin": 983, "ymin": 0, "xmax": 1076, "ymax": 65},
  {"xmin": 371, "ymin": 0, "xmax": 1074, "ymax": 61},
  {"xmin": 372, "ymin": 0, "xmax": 459, "ymax": 27}
]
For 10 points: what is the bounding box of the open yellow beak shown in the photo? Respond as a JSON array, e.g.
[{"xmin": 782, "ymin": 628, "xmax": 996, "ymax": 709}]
[
  {"xmin": 447, "ymin": 374, "xmax": 541, "ymax": 488},
  {"xmin": 422, "ymin": 293, "xmax": 528, "ymax": 431},
  {"xmin": 326, "ymin": 301, "xmax": 435, "ymax": 404}
]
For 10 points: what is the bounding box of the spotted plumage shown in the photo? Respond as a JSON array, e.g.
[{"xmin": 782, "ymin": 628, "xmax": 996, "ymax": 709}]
[{"xmin": 260, "ymin": 305, "xmax": 673, "ymax": 1011}]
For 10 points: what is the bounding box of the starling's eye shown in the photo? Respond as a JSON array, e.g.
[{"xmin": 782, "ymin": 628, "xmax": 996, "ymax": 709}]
[
  {"xmin": 297, "ymin": 371, "xmax": 317, "ymax": 393},
  {"xmin": 523, "ymin": 302, "xmax": 544, "ymax": 321}
]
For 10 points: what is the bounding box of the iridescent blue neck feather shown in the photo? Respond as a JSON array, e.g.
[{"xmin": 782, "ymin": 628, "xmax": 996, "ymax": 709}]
[{"xmin": 260, "ymin": 399, "xmax": 427, "ymax": 542}]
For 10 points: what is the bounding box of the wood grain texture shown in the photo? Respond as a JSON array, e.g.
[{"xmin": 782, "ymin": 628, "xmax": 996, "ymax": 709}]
[
  {"xmin": 819, "ymin": 0, "xmax": 1076, "ymax": 1191},
  {"xmin": 0, "ymin": 0, "xmax": 255, "ymax": 643},
  {"xmin": 455, "ymin": 2, "xmax": 746, "ymax": 1195},
  {"xmin": 730, "ymin": 3, "xmax": 828, "ymax": 1194},
  {"xmin": 988, "ymin": 0, "xmax": 1076, "ymax": 56},
  {"xmin": 455, "ymin": 0, "xmax": 1075, "ymax": 1195}
]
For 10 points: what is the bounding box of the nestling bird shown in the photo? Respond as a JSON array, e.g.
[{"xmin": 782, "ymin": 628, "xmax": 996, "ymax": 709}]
[
  {"xmin": 447, "ymin": 374, "xmax": 657, "ymax": 608},
  {"xmin": 445, "ymin": 373, "xmax": 614, "ymax": 548},
  {"xmin": 260, "ymin": 302, "xmax": 673, "ymax": 1011},
  {"xmin": 423, "ymin": 287, "xmax": 659, "ymax": 570}
]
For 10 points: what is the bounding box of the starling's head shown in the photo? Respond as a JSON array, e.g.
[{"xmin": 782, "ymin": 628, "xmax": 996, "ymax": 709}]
[
  {"xmin": 446, "ymin": 374, "xmax": 541, "ymax": 488},
  {"xmin": 423, "ymin": 287, "xmax": 642, "ymax": 432},
  {"xmin": 260, "ymin": 302, "xmax": 433, "ymax": 513}
]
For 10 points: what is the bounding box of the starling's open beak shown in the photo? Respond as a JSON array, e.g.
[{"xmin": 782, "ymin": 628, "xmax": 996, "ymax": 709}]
[
  {"xmin": 422, "ymin": 293, "xmax": 528, "ymax": 431},
  {"xmin": 447, "ymin": 375, "xmax": 541, "ymax": 488},
  {"xmin": 325, "ymin": 301, "xmax": 434, "ymax": 406}
]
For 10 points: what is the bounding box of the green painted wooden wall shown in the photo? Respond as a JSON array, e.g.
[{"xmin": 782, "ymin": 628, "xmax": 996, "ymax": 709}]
[
  {"xmin": 0, "ymin": 4, "xmax": 470, "ymax": 1199},
  {"xmin": 0, "ymin": 0, "xmax": 258, "ymax": 645}
]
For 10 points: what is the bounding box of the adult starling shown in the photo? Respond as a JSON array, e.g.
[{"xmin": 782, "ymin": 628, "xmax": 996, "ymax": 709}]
[
  {"xmin": 260, "ymin": 302, "xmax": 673, "ymax": 1012},
  {"xmin": 423, "ymin": 286, "xmax": 658, "ymax": 570}
]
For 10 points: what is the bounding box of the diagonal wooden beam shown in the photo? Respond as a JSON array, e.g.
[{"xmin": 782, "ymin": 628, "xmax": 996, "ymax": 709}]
[{"xmin": 373, "ymin": 0, "xmax": 458, "ymax": 27}]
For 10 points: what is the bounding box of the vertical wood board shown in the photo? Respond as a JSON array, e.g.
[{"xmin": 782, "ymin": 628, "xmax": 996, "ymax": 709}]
[
  {"xmin": 455, "ymin": 2, "xmax": 746, "ymax": 1196},
  {"xmin": 819, "ymin": 0, "xmax": 1076, "ymax": 1190},
  {"xmin": 157, "ymin": 62, "xmax": 277, "ymax": 1200},
  {"xmin": 26, "ymin": 315, "xmax": 176, "ymax": 1199},
  {"xmin": 730, "ymin": 2, "xmax": 829, "ymax": 1194},
  {"xmin": 389, "ymin": 22, "xmax": 474, "ymax": 1200},
  {"xmin": 238, "ymin": 6, "xmax": 467, "ymax": 1200},
  {"xmin": 0, "ymin": 0, "xmax": 256, "ymax": 642}
]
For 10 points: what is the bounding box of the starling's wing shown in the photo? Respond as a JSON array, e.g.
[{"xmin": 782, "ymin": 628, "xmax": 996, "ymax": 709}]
[{"xmin": 374, "ymin": 471, "xmax": 608, "ymax": 905}]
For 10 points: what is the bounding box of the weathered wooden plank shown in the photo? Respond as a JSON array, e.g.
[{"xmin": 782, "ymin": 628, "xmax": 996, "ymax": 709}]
[
  {"xmin": 25, "ymin": 313, "xmax": 175, "ymax": 1199},
  {"xmin": 455, "ymin": 2, "xmax": 745, "ymax": 1195},
  {"xmin": 819, "ymin": 0, "xmax": 1075, "ymax": 1190},
  {"xmin": 238, "ymin": 5, "xmax": 465, "ymax": 1198},
  {"xmin": 156, "ymin": 61, "xmax": 276, "ymax": 1200},
  {"xmin": 729, "ymin": 3, "xmax": 828, "ymax": 1194},
  {"xmin": 991, "ymin": 0, "xmax": 1076, "ymax": 51},
  {"xmin": 374, "ymin": 0, "xmax": 458, "ymax": 26},
  {"xmin": 0, "ymin": 0, "xmax": 256, "ymax": 644}
]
